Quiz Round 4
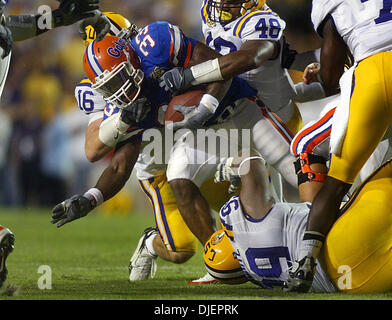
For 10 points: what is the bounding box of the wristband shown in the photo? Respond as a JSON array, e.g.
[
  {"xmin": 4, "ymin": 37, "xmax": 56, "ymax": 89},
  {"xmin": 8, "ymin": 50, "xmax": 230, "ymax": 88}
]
[
  {"xmin": 200, "ymin": 94, "xmax": 219, "ymax": 113},
  {"xmin": 190, "ymin": 58, "xmax": 223, "ymax": 85},
  {"xmin": 83, "ymin": 188, "xmax": 104, "ymax": 208}
]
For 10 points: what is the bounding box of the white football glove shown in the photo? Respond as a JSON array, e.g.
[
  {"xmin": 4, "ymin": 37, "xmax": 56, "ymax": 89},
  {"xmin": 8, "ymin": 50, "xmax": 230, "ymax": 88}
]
[{"xmin": 214, "ymin": 157, "xmax": 241, "ymax": 194}]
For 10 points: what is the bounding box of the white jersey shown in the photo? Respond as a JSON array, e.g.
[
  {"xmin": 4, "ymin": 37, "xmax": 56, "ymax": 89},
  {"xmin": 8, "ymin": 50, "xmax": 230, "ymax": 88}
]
[
  {"xmin": 200, "ymin": 2, "xmax": 297, "ymax": 118},
  {"xmin": 220, "ymin": 195, "xmax": 337, "ymax": 292},
  {"xmin": 311, "ymin": 0, "xmax": 392, "ymax": 62}
]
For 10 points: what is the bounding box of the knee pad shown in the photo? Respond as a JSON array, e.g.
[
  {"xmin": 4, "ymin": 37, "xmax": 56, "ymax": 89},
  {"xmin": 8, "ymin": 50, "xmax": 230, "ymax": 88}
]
[{"xmin": 294, "ymin": 152, "xmax": 327, "ymax": 186}]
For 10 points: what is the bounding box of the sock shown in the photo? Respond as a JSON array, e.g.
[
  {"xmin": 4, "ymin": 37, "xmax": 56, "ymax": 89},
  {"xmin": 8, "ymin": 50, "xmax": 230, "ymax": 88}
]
[
  {"xmin": 145, "ymin": 233, "xmax": 157, "ymax": 257},
  {"xmin": 298, "ymin": 231, "xmax": 325, "ymax": 261}
]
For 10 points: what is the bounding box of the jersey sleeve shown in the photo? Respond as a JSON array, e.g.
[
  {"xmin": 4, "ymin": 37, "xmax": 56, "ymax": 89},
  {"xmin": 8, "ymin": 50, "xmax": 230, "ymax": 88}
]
[
  {"xmin": 311, "ymin": 0, "xmax": 339, "ymax": 37},
  {"xmin": 232, "ymin": 9, "xmax": 286, "ymax": 41},
  {"xmin": 74, "ymin": 79, "xmax": 107, "ymax": 115},
  {"xmin": 131, "ymin": 21, "xmax": 198, "ymax": 79}
]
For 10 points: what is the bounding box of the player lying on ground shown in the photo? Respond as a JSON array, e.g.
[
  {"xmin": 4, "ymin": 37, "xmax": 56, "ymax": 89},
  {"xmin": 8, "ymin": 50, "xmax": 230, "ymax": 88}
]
[
  {"xmin": 159, "ymin": 0, "xmax": 326, "ymax": 134},
  {"xmin": 285, "ymin": 0, "xmax": 392, "ymax": 292},
  {"xmin": 207, "ymin": 148, "xmax": 392, "ymax": 293}
]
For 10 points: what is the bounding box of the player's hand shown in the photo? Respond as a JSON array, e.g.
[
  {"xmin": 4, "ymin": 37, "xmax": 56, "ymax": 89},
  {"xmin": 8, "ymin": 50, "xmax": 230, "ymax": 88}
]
[
  {"xmin": 303, "ymin": 62, "xmax": 320, "ymax": 84},
  {"xmin": 79, "ymin": 11, "xmax": 111, "ymax": 42},
  {"xmin": 159, "ymin": 67, "xmax": 195, "ymax": 94},
  {"xmin": 214, "ymin": 157, "xmax": 241, "ymax": 194},
  {"xmin": 51, "ymin": 195, "xmax": 93, "ymax": 228},
  {"xmin": 0, "ymin": 23, "xmax": 12, "ymax": 59},
  {"xmin": 166, "ymin": 103, "xmax": 213, "ymax": 130},
  {"xmin": 281, "ymin": 36, "xmax": 297, "ymax": 70},
  {"xmin": 120, "ymin": 97, "xmax": 152, "ymax": 127},
  {"xmin": 52, "ymin": 0, "xmax": 101, "ymax": 28}
]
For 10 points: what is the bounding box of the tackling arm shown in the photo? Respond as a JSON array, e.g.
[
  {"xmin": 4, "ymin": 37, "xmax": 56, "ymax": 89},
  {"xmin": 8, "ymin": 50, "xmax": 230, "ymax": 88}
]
[{"xmin": 51, "ymin": 139, "xmax": 141, "ymax": 228}]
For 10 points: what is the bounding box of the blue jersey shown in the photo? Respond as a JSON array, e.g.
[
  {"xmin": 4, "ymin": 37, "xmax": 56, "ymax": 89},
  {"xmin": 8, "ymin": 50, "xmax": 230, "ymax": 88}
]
[{"xmin": 130, "ymin": 21, "xmax": 257, "ymax": 124}]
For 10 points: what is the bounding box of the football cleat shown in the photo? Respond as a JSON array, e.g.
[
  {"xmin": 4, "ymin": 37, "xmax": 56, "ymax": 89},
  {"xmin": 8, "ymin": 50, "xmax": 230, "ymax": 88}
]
[
  {"xmin": 283, "ymin": 256, "xmax": 316, "ymax": 293},
  {"xmin": 129, "ymin": 227, "xmax": 158, "ymax": 281},
  {"xmin": 188, "ymin": 272, "xmax": 219, "ymax": 285},
  {"xmin": 0, "ymin": 226, "xmax": 15, "ymax": 289}
]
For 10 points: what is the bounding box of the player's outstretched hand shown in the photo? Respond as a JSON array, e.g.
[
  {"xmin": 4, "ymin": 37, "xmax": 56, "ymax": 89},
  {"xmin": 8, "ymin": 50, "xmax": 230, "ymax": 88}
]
[
  {"xmin": 79, "ymin": 11, "xmax": 111, "ymax": 42},
  {"xmin": 159, "ymin": 67, "xmax": 194, "ymax": 94},
  {"xmin": 214, "ymin": 157, "xmax": 241, "ymax": 194},
  {"xmin": 166, "ymin": 103, "xmax": 213, "ymax": 131},
  {"xmin": 303, "ymin": 62, "xmax": 320, "ymax": 85},
  {"xmin": 52, "ymin": 0, "xmax": 101, "ymax": 28},
  {"xmin": 51, "ymin": 195, "xmax": 93, "ymax": 228},
  {"xmin": 0, "ymin": 24, "xmax": 12, "ymax": 59}
]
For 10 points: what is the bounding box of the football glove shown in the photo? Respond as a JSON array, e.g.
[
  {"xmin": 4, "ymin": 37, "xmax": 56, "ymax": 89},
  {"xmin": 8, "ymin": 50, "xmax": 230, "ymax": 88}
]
[
  {"xmin": 52, "ymin": 0, "xmax": 101, "ymax": 28},
  {"xmin": 166, "ymin": 103, "xmax": 213, "ymax": 131},
  {"xmin": 51, "ymin": 195, "xmax": 93, "ymax": 228},
  {"xmin": 116, "ymin": 97, "xmax": 152, "ymax": 133},
  {"xmin": 281, "ymin": 36, "xmax": 298, "ymax": 70},
  {"xmin": 214, "ymin": 157, "xmax": 241, "ymax": 194},
  {"xmin": 0, "ymin": 21, "xmax": 12, "ymax": 59},
  {"xmin": 283, "ymin": 256, "xmax": 316, "ymax": 293},
  {"xmin": 159, "ymin": 67, "xmax": 194, "ymax": 94},
  {"xmin": 79, "ymin": 10, "xmax": 111, "ymax": 42}
]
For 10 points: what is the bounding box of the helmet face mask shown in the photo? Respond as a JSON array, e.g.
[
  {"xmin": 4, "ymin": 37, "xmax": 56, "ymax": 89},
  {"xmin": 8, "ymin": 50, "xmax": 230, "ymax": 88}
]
[
  {"xmin": 208, "ymin": 0, "xmax": 256, "ymax": 24},
  {"xmin": 93, "ymin": 61, "xmax": 144, "ymax": 107}
]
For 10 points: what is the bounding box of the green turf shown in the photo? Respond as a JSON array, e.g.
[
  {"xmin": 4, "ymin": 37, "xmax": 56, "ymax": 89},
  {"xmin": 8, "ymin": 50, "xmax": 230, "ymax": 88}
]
[{"xmin": 0, "ymin": 208, "xmax": 391, "ymax": 301}]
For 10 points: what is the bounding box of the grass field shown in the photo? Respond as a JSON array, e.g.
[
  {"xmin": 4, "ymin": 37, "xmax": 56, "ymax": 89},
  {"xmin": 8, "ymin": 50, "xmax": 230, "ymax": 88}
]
[{"xmin": 0, "ymin": 207, "xmax": 391, "ymax": 302}]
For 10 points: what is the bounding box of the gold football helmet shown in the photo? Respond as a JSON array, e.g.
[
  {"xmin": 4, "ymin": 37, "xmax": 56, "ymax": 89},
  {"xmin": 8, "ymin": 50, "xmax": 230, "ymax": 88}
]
[
  {"xmin": 207, "ymin": 0, "xmax": 266, "ymax": 24},
  {"xmin": 203, "ymin": 230, "xmax": 248, "ymax": 284},
  {"xmin": 83, "ymin": 12, "xmax": 139, "ymax": 47}
]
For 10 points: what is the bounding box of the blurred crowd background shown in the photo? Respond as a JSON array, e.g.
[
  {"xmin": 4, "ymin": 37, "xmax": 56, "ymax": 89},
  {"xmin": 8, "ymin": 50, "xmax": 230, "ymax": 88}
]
[{"xmin": 0, "ymin": 0, "xmax": 320, "ymax": 212}]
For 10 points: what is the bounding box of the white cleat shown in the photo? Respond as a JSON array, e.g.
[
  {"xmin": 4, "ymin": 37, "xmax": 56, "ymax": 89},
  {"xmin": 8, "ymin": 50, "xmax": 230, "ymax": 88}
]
[
  {"xmin": 188, "ymin": 272, "xmax": 218, "ymax": 285},
  {"xmin": 0, "ymin": 226, "xmax": 15, "ymax": 289},
  {"xmin": 129, "ymin": 227, "xmax": 158, "ymax": 281}
]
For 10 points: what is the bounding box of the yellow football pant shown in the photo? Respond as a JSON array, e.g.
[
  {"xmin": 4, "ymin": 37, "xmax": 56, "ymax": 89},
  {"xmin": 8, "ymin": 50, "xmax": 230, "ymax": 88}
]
[
  {"xmin": 139, "ymin": 174, "xmax": 233, "ymax": 253},
  {"xmin": 323, "ymin": 159, "xmax": 392, "ymax": 293},
  {"xmin": 329, "ymin": 51, "xmax": 392, "ymax": 184}
]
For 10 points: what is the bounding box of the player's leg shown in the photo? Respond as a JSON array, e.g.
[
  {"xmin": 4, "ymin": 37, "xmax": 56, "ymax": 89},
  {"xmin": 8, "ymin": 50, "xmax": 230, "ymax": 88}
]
[
  {"xmin": 322, "ymin": 159, "xmax": 392, "ymax": 293},
  {"xmin": 290, "ymin": 105, "xmax": 335, "ymax": 202},
  {"xmin": 129, "ymin": 175, "xmax": 197, "ymax": 281},
  {"xmin": 0, "ymin": 225, "xmax": 15, "ymax": 288},
  {"xmin": 287, "ymin": 52, "xmax": 392, "ymax": 292}
]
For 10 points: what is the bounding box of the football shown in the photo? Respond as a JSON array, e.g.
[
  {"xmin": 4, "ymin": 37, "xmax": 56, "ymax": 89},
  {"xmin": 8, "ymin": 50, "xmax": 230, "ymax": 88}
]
[{"xmin": 164, "ymin": 89, "xmax": 205, "ymax": 124}]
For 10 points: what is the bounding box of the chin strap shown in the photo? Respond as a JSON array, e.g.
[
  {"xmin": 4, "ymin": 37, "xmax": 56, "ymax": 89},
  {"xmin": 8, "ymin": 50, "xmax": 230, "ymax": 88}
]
[{"xmin": 294, "ymin": 153, "xmax": 327, "ymax": 186}]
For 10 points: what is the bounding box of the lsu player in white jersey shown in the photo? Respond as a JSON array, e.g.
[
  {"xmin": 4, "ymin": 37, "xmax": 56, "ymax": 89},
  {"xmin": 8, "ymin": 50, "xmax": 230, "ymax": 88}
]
[
  {"xmin": 206, "ymin": 148, "xmax": 392, "ymax": 293},
  {"xmin": 285, "ymin": 0, "xmax": 392, "ymax": 292},
  {"xmin": 0, "ymin": 0, "xmax": 111, "ymax": 289},
  {"xmin": 159, "ymin": 0, "xmax": 326, "ymax": 135}
]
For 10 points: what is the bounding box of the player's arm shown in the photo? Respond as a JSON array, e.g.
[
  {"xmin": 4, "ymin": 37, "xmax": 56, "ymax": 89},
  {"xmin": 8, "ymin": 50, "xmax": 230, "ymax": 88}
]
[
  {"xmin": 214, "ymin": 149, "xmax": 275, "ymax": 220},
  {"xmin": 5, "ymin": 0, "xmax": 109, "ymax": 42},
  {"xmin": 303, "ymin": 17, "xmax": 348, "ymax": 96},
  {"xmin": 51, "ymin": 138, "xmax": 141, "ymax": 228}
]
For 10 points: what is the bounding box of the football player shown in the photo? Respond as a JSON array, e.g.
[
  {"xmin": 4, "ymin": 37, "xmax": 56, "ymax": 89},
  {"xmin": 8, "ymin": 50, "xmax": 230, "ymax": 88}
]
[
  {"xmin": 210, "ymin": 148, "xmax": 392, "ymax": 293},
  {"xmin": 0, "ymin": 0, "xmax": 110, "ymax": 289},
  {"xmin": 285, "ymin": 0, "xmax": 392, "ymax": 292},
  {"xmin": 159, "ymin": 0, "xmax": 325, "ymax": 135},
  {"xmin": 53, "ymin": 19, "xmax": 299, "ymax": 283}
]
